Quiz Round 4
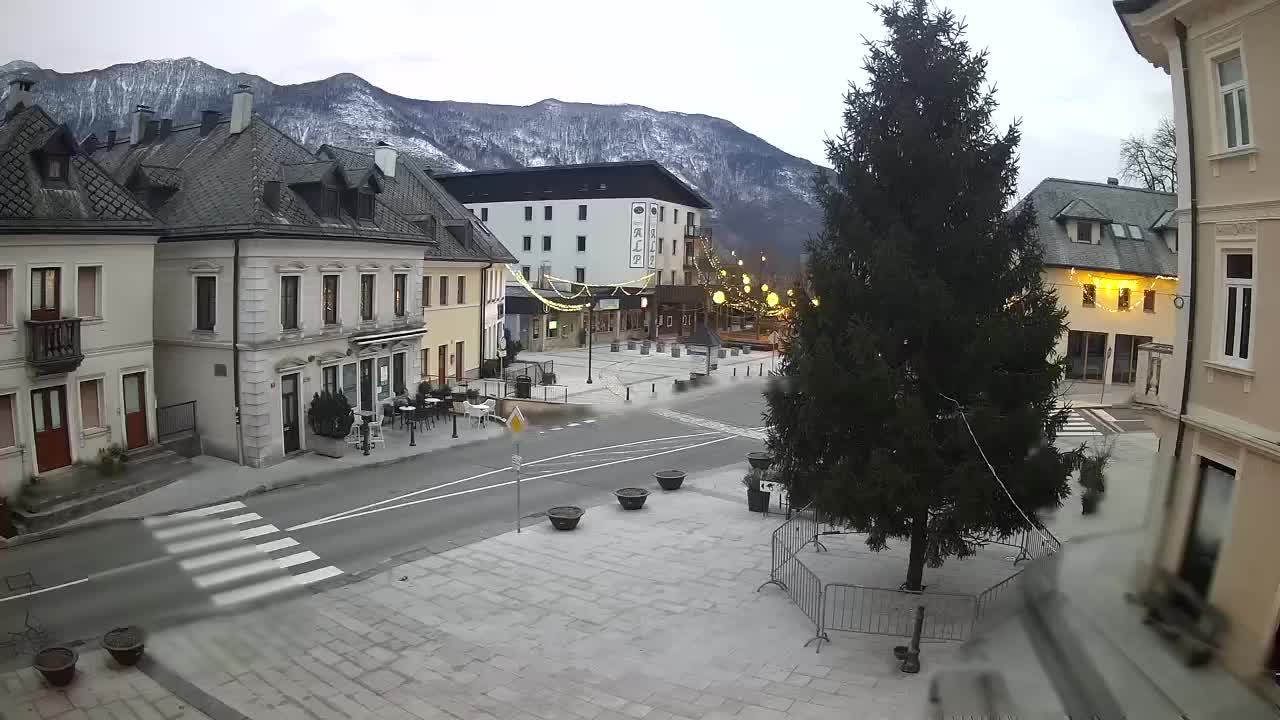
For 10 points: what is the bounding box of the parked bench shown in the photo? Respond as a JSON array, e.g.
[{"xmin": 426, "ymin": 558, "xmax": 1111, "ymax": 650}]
[{"xmin": 1140, "ymin": 569, "xmax": 1226, "ymax": 667}]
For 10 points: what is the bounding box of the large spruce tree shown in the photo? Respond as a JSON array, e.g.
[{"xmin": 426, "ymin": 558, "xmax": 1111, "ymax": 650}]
[{"xmin": 765, "ymin": 0, "xmax": 1075, "ymax": 591}]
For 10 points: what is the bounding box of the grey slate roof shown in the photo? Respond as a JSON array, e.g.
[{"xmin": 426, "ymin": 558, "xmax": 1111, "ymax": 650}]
[
  {"xmin": 1054, "ymin": 198, "xmax": 1108, "ymax": 221},
  {"xmin": 0, "ymin": 105, "xmax": 155, "ymax": 232},
  {"xmin": 318, "ymin": 144, "xmax": 516, "ymax": 264},
  {"xmin": 1017, "ymin": 178, "xmax": 1177, "ymax": 277}
]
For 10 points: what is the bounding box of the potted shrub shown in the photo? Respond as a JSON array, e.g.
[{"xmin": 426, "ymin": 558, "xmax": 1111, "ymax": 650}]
[
  {"xmin": 547, "ymin": 506, "xmax": 584, "ymax": 530},
  {"xmin": 654, "ymin": 470, "xmax": 685, "ymax": 491},
  {"xmin": 743, "ymin": 473, "xmax": 771, "ymax": 513},
  {"xmin": 306, "ymin": 391, "xmax": 355, "ymax": 458},
  {"xmin": 102, "ymin": 626, "xmax": 145, "ymax": 666},
  {"xmin": 33, "ymin": 646, "xmax": 78, "ymax": 687},
  {"xmin": 97, "ymin": 447, "xmax": 123, "ymax": 476},
  {"xmin": 614, "ymin": 488, "xmax": 650, "ymax": 510},
  {"xmin": 1081, "ymin": 488, "xmax": 1101, "ymax": 515},
  {"xmin": 1078, "ymin": 442, "xmax": 1112, "ymax": 515}
]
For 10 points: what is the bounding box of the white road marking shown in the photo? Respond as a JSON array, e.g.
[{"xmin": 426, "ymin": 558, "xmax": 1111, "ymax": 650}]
[
  {"xmin": 225, "ymin": 513, "xmax": 263, "ymax": 526},
  {"xmin": 194, "ymin": 559, "xmax": 281, "ymax": 589},
  {"xmin": 1094, "ymin": 410, "xmax": 1118, "ymax": 424},
  {"xmin": 143, "ymin": 501, "xmax": 246, "ymax": 527},
  {"xmin": 0, "ymin": 577, "xmax": 89, "ymax": 603},
  {"xmin": 238, "ymin": 524, "xmax": 280, "ymax": 540},
  {"xmin": 287, "ymin": 431, "xmax": 724, "ymax": 531},
  {"xmin": 255, "ymin": 538, "xmax": 299, "ymax": 553},
  {"xmin": 274, "ymin": 551, "xmax": 320, "ymax": 569},
  {"xmin": 583, "ymin": 419, "xmax": 596, "ymax": 424},
  {"xmin": 567, "ymin": 423, "xmax": 580, "ymax": 427},
  {"xmin": 151, "ymin": 519, "xmax": 227, "ymax": 541},
  {"xmin": 165, "ymin": 531, "xmax": 244, "ymax": 555},
  {"xmin": 292, "ymin": 435, "xmax": 737, "ymax": 531},
  {"xmin": 179, "ymin": 545, "xmax": 262, "ymax": 572},
  {"xmin": 210, "ymin": 576, "xmax": 299, "ymax": 607},
  {"xmin": 291, "ymin": 566, "xmax": 344, "ymax": 585}
]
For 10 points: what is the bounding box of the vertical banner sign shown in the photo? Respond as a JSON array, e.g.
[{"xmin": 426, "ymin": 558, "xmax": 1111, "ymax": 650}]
[
  {"xmin": 629, "ymin": 202, "xmax": 646, "ymax": 269},
  {"xmin": 647, "ymin": 203, "xmax": 659, "ymax": 269}
]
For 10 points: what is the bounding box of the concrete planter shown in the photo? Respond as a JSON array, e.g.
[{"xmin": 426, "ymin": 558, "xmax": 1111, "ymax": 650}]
[
  {"xmin": 102, "ymin": 626, "xmax": 145, "ymax": 667},
  {"xmin": 34, "ymin": 647, "xmax": 77, "ymax": 687},
  {"xmin": 614, "ymin": 488, "xmax": 650, "ymax": 511},
  {"xmin": 742, "ymin": 346, "xmax": 752, "ymax": 355},
  {"xmin": 717, "ymin": 348, "xmax": 727, "ymax": 358},
  {"xmin": 611, "ymin": 341, "xmax": 620, "ymax": 352},
  {"xmin": 627, "ymin": 340, "xmax": 637, "ymax": 350},
  {"xmin": 656, "ymin": 341, "xmax": 667, "ymax": 352},
  {"xmin": 655, "ymin": 470, "xmax": 685, "ymax": 491},
  {"xmin": 640, "ymin": 343, "xmax": 650, "ymax": 356},
  {"xmin": 309, "ymin": 433, "xmax": 348, "ymax": 458},
  {"xmin": 731, "ymin": 347, "xmax": 740, "ymax": 356},
  {"xmin": 547, "ymin": 506, "xmax": 584, "ymax": 531}
]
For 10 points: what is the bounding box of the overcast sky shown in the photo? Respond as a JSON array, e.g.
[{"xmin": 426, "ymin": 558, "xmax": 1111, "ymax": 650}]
[{"xmin": 4, "ymin": 0, "xmax": 1171, "ymax": 198}]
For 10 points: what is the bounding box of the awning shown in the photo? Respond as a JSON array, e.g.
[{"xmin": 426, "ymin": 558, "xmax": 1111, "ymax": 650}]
[{"xmin": 351, "ymin": 326, "xmax": 429, "ymax": 346}]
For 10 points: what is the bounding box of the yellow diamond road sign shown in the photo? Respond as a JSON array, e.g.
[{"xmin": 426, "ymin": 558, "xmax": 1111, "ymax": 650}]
[{"xmin": 507, "ymin": 406, "xmax": 527, "ymax": 434}]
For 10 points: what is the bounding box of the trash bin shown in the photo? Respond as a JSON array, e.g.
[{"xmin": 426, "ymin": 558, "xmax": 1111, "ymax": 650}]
[{"xmin": 515, "ymin": 376, "xmax": 533, "ymax": 399}]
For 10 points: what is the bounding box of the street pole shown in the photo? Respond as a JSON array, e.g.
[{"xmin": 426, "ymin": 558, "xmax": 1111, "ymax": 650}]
[
  {"xmin": 586, "ymin": 299, "xmax": 594, "ymax": 384},
  {"xmin": 514, "ymin": 440, "xmax": 522, "ymax": 533}
]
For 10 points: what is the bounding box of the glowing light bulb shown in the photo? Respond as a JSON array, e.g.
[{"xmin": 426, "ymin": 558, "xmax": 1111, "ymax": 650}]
[
  {"xmin": 811, "ymin": 297, "xmax": 821, "ymax": 307},
  {"xmin": 743, "ymin": 285, "xmax": 752, "ymax": 294},
  {"xmin": 761, "ymin": 283, "xmax": 769, "ymax": 293},
  {"xmin": 787, "ymin": 288, "xmax": 794, "ymax": 297},
  {"xmin": 712, "ymin": 290, "xmax": 726, "ymax": 304},
  {"xmin": 766, "ymin": 292, "xmax": 779, "ymax": 307},
  {"xmin": 737, "ymin": 259, "xmax": 743, "ymax": 266},
  {"xmin": 742, "ymin": 274, "xmax": 751, "ymax": 285}
]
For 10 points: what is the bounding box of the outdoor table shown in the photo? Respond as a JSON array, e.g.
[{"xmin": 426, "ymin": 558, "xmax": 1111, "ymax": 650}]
[
  {"xmin": 421, "ymin": 396, "xmax": 444, "ymax": 423},
  {"xmin": 398, "ymin": 405, "xmax": 416, "ymax": 430}
]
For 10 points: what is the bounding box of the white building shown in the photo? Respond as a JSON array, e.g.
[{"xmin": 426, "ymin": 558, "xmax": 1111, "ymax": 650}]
[
  {"xmin": 438, "ymin": 162, "xmax": 713, "ymax": 351},
  {"xmin": 0, "ymin": 80, "xmax": 160, "ymax": 499}
]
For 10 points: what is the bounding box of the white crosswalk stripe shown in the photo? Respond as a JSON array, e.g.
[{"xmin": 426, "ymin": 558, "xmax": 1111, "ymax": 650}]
[
  {"xmin": 144, "ymin": 502, "xmax": 343, "ymax": 609},
  {"xmin": 1059, "ymin": 409, "xmax": 1103, "ymax": 437}
]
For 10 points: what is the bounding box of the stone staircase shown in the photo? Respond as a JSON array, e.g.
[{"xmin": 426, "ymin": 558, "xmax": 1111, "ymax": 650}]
[{"xmin": 10, "ymin": 445, "xmax": 194, "ymax": 534}]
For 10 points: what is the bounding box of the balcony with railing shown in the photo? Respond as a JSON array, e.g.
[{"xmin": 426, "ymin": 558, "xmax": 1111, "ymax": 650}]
[
  {"xmin": 26, "ymin": 317, "xmax": 84, "ymax": 374},
  {"xmin": 683, "ymin": 225, "xmax": 712, "ymax": 241}
]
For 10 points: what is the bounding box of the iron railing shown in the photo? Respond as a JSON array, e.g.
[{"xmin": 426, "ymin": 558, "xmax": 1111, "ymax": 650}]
[
  {"xmin": 156, "ymin": 401, "xmax": 197, "ymax": 439},
  {"xmin": 25, "ymin": 317, "xmax": 83, "ymax": 374},
  {"xmin": 476, "ymin": 378, "xmax": 569, "ymax": 403},
  {"xmin": 823, "ymin": 584, "xmax": 976, "ymax": 642},
  {"xmin": 684, "ymin": 225, "xmax": 712, "ymax": 240}
]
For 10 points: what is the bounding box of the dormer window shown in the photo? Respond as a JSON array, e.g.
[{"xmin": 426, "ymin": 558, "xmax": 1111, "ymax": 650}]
[
  {"xmin": 321, "ymin": 187, "xmax": 340, "ymax": 218},
  {"xmin": 1075, "ymin": 222, "xmax": 1093, "ymax": 244},
  {"xmin": 356, "ymin": 193, "xmax": 375, "ymax": 220},
  {"xmin": 45, "ymin": 155, "xmax": 68, "ymax": 182}
]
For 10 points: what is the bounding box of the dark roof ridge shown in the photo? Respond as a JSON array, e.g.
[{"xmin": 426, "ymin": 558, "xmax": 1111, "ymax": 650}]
[
  {"xmin": 434, "ymin": 159, "xmax": 661, "ymax": 178},
  {"xmin": 1041, "ymin": 176, "xmax": 1175, "ymax": 197}
]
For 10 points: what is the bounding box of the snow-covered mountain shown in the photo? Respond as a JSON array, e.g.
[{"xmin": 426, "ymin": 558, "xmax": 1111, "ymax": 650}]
[{"xmin": 1, "ymin": 57, "xmax": 822, "ymax": 259}]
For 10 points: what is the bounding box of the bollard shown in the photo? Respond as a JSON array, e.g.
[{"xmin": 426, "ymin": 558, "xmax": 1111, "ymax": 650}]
[
  {"xmin": 651, "ymin": 383, "xmax": 655, "ymax": 393},
  {"xmin": 362, "ymin": 420, "xmax": 370, "ymax": 456},
  {"xmin": 452, "ymin": 409, "xmax": 458, "ymax": 439},
  {"xmin": 747, "ymin": 365, "xmax": 751, "ymax": 377},
  {"xmin": 626, "ymin": 386, "xmax": 631, "ymax": 402},
  {"xmin": 760, "ymin": 362, "xmax": 764, "ymax": 376},
  {"xmin": 409, "ymin": 410, "xmax": 416, "ymax": 447},
  {"xmin": 733, "ymin": 367, "xmax": 737, "ymax": 377}
]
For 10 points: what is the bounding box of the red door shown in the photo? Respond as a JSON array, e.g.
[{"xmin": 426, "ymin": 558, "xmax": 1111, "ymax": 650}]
[
  {"xmin": 437, "ymin": 345, "xmax": 447, "ymax": 386},
  {"xmin": 31, "ymin": 386, "xmax": 71, "ymax": 472},
  {"xmin": 122, "ymin": 372, "xmax": 148, "ymax": 450}
]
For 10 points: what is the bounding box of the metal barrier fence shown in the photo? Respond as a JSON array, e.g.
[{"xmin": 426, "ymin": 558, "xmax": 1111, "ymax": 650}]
[
  {"xmin": 156, "ymin": 401, "xmax": 197, "ymax": 439},
  {"xmin": 823, "ymin": 584, "xmax": 976, "ymax": 642},
  {"xmin": 475, "ymin": 378, "xmax": 570, "ymax": 403},
  {"xmin": 966, "ymin": 522, "xmax": 1061, "ymax": 564}
]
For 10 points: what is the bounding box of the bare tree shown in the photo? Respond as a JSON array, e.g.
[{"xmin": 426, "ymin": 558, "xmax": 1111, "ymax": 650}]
[{"xmin": 1120, "ymin": 117, "xmax": 1177, "ymax": 192}]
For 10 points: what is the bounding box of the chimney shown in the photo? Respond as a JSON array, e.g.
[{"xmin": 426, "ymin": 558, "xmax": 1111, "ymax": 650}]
[
  {"xmin": 199, "ymin": 110, "xmax": 220, "ymax": 137},
  {"xmin": 229, "ymin": 84, "xmax": 253, "ymax": 135},
  {"xmin": 159, "ymin": 118, "xmax": 173, "ymax": 139},
  {"xmin": 4, "ymin": 77, "xmax": 34, "ymax": 117},
  {"xmin": 144, "ymin": 119, "xmax": 160, "ymax": 142},
  {"xmin": 130, "ymin": 104, "xmax": 154, "ymax": 145},
  {"xmin": 1107, "ymin": 177, "xmax": 1119, "ymax": 186},
  {"xmin": 106, "ymin": 130, "xmax": 117, "ymax": 148},
  {"xmin": 373, "ymin": 141, "xmax": 398, "ymax": 178}
]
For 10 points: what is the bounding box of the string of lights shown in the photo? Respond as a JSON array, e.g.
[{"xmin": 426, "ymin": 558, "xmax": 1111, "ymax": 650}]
[{"xmin": 1062, "ymin": 268, "xmax": 1178, "ymax": 314}]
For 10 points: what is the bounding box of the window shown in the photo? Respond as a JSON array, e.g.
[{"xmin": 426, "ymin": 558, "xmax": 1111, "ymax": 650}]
[
  {"xmin": 457, "ymin": 275, "xmax": 466, "ymax": 304},
  {"xmin": 360, "ymin": 274, "xmax": 375, "ymax": 321},
  {"xmin": 45, "ymin": 155, "xmax": 67, "ymax": 182},
  {"xmin": 356, "ymin": 193, "xmax": 375, "ymax": 220},
  {"xmin": 195, "ymin": 276, "xmax": 216, "ymax": 331},
  {"xmin": 1111, "ymin": 223, "xmax": 1128, "ymax": 239},
  {"xmin": 322, "ymin": 365, "xmax": 339, "ymax": 395},
  {"xmin": 658, "ymin": 238, "xmax": 664, "ymax": 254},
  {"xmin": 322, "ymin": 187, "xmax": 340, "ymax": 218},
  {"xmin": 30, "ymin": 267, "xmax": 59, "ymax": 314},
  {"xmin": 77, "ymin": 266, "xmax": 100, "ymax": 318},
  {"xmin": 0, "ymin": 394, "xmax": 13, "ymax": 449},
  {"xmin": 685, "ymin": 241, "xmax": 694, "ymax": 258},
  {"xmin": 672, "ymin": 240, "xmax": 676, "ymax": 255},
  {"xmin": 377, "ymin": 357, "xmax": 391, "ymax": 400},
  {"xmin": 542, "ymin": 236, "xmax": 552, "ymax": 252},
  {"xmin": 341, "ymin": 363, "xmax": 357, "ymax": 407},
  {"xmin": 575, "ymin": 267, "xmax": 586, "ymax": 283},
  {"xmin": 439, "ymin": 275, "xmax": 449, "ymax": 306},
  {"xmin": 481, "ymin": 207, "xmax": 489, "ymax": 222},
  {"xmin": 524, "ymin": 206, "xmax": 532, "ymax": 221},
  {"xmin": 1217, "ymin": 54, "xmax": 1251, "ymax": 149},
  {"xmin": 79, "ymin": 379, "xmax": 102, "ymax": 429},
  {"xmin": 1222, "ymin": 251, "xmax": 1253, "ymax": 362},
  {"xmin": 1128, "ymin": 225, "xmax": 1144, "ymax": 240},
  {"xmin": 660, "ymin": 206, "xmax": 665, "ymax": 222},
  {"xmin": 393, "ymin": 273, "xmax": 407, "ymax": 317},
  {"xmin": 393, "ymin": 352, "xmax": 406, "ymax": 395},
  {"xmin": 521, "ymin": 266, "xmax": 531, "ymax": 281},
  {"xmin": 323, "ymin": 275, "xmax": 339, "ymax": 325},
  {"xmin": 578, "ymin": 204, "xmax": 587, "ymax": 220},
  {"xmin": 421, "ymin": 348, "xmax": 430, "ymax": 379},
  {"xmin": 1180, "ymin": 459, "xmax": 1236, "ymax": 596},
  {"xmin": 522, "ymin": 236, "xmax": 532, "ymax": 252},
  {"xmin": 547, "ymin": 319, "xmax": 559, "ymax": 338},
  {"xmin": 280, "ymin": 275, "xmax": 300, "ymax": 330},
  {"xmin": 1117, "ymin": 287, "xmax": 1131, "ymax": 312},
  {"xmin": 1082, "ymin": 284, "xmax": 1096, "ymax": 308},
  {"xmin": 423, "ymin": 276, "xmax": 433, "ymax": 308},
  {"xmin": 1075, "ymin": 222, "xmax": 1093, "ymax": 244},
  {"xmin": 577, "ymin": 236, "xmax": 586, "ymax": 252},
  {"xmin": 0, "ymin": 268, "xmax": 10, "ymax": 326},
  {"xmin": 669, "ymin": 270, "xmax": 676, "ymax": 285},
  {"xmin": 1143, "ymin": 289, "xmax": 1156, "ymax": 313},
  {"xmin": 544, "ymin": 206, "xmax": 553, "ymax": 221},
  {"xmin": 674, "ymin": 209, "xmax": 680, "ymax": 225}
]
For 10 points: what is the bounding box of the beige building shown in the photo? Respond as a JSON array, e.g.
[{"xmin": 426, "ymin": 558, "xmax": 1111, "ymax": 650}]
[
  {"xmin": 1018, "ymin": 177, "xmax": 1179, "ymax": 383},
  {"xmin": 89, "ymin": 89, "xmax": 512, "ymax": 468},
  {"xmin": 1119, "ymin": 0, "xmax": 1280, "ymax": 691},
  {"xmin": 0, "ymin": 80, "xmax": 160, "ymax": 500}
]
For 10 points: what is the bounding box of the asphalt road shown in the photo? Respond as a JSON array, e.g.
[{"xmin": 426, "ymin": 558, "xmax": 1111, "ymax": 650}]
[{"xmin": 0, "ymin": 379, "xmax": 768, "ymax": 666}]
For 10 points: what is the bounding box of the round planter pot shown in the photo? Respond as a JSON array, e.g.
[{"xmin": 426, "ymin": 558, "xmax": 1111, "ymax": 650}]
[
  {"xmin": 730, "ymin": 347, "xmax": 740, "ymax": 356},
  {"xmin": 547, "ymin": 506, "xmax": 584, "ymax": 531},
  {"xmin": 627, "ymin": 340, "xmax": 637, "ymax": 350},
  {"xmin": 746, "ymin": 487, "xmax": 771, "ymax": 513},
  {"xmin": 657, "ymin": 341, "xmax": 667, "ymax": 352},
  {"xmin": 102, "ymin": 626, "xmax": 145, "ymax": 666},
  {"xmin": 34, "ymin": 646, "xmax": 78, "ymax": 687},
  {"xmin": 746, "ymin": 452, "xmax": 774, "ymax": 471},
  {"xmin": 655, "ymin": 470, "xmax": 685, "ymax": 491},
  {"xmin": 717, "ymin": 348, "xmax": 727, "ymax": 358},
  {"xmin": 614, "ymin": 488, "xmax": 650, "ymax": 510},
  {"xmin": 610, "ymin": 342, "xmax": 620, "ymax": 352},
  {"xmin": 743, "ymin": 346, "xmax": 752, "ymax": 355}
]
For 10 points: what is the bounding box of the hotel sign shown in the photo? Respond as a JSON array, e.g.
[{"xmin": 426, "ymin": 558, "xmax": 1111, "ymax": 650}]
[{"xmin": 629, "ymin": 202, "xmax": 646, "ymax": 269}]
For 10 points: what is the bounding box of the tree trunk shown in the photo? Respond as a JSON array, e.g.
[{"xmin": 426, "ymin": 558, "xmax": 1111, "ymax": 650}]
[{"xmin": 904, "ymin": 509, "xmax": 928, "ymax": 591}]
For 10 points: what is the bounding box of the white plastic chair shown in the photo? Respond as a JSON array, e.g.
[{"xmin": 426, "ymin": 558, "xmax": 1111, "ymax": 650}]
[
  {"xmin": 346, "ymin": 417, "xmax": 364, "ymax": 446},
  {"xmin": 465, "ymin": 402, "xmax": 486, "ymax": 428},
  {"xmin": 367, "ymin": 420, "xmax": 386, "ymax": 449},
  {"xmin": 483, "ymin": 398, "xmax": 497, "ymax": 424}
]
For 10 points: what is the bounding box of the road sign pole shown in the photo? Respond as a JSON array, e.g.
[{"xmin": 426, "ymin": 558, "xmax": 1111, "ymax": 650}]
[{"xmin": 514, "ymin": 440, "xmax": 521, "ymax": 533}]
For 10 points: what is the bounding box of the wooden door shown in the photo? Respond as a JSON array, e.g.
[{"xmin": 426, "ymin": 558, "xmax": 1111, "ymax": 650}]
[
  {"xmin": 455, "ymin": 341, "xmax": 464, "ymax": 382},
  {"xmin": 281, "ymin": 373, "xmax": 300, "ymax": 454},
  {"xmin": 31, "ymin": 386, "xmax": 71, "ymax": 472},
  {"xmin": 437, "ymin": 345, "xmax": 447, "ymax": 386},
  {"xmin": 122, "ymin": 372, "xmax": 149, "ymax": 450},
  {"xmin": 30, "ymin": 268, "xmax": 60, "ymax": 321}
]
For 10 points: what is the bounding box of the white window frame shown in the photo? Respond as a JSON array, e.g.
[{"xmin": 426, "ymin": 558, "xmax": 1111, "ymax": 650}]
[
  {"xmin": 1213, "ymin": 49, "xmax": 1252, "ymax": 151},
  {"xmin": 1218, "ymin": 247, "xmax": 1255, "ymax": 368},
  {"xmin": 0, "ymin": 265, "xmax": 14, "ymax": 330},
  {"xmin": 0, "ymin": 391, "xmax": 17, "ymax": 452},
  {"xmin": 393, "ymin": 272, "xmax": 408, "ymax": 318},
  {"xmin": 192, "ymin": 274, "xmax": 218, "ymax": 333},
  {"xmin": 75, "ymin": 263, "xmax": 104, "ymax": 321},
  {"xmin": 359, "ymin": 273, "xmax": 377, "ymax": 322},
  {"xmin": 321, "ymin": 273, "xmax": 341, "ymax": 327},
  {"xmin": 279, "ymin": 273, "xmax": 303, "ymax": 332}
]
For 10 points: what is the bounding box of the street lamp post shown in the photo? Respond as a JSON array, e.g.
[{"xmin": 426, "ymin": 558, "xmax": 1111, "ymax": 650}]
[{"xmin": 586, "ymin": 294, "xmax": 594, "ymax": 384}]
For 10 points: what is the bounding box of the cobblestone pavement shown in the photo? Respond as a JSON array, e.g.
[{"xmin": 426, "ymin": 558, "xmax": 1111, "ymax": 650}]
[
  {"xmin": 1, "ymin": 649, "xmax": 211, "ymax": 720},
  {"xmin": 4, "ymin": 491, "xmax": 940, "ymax": 720}
]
